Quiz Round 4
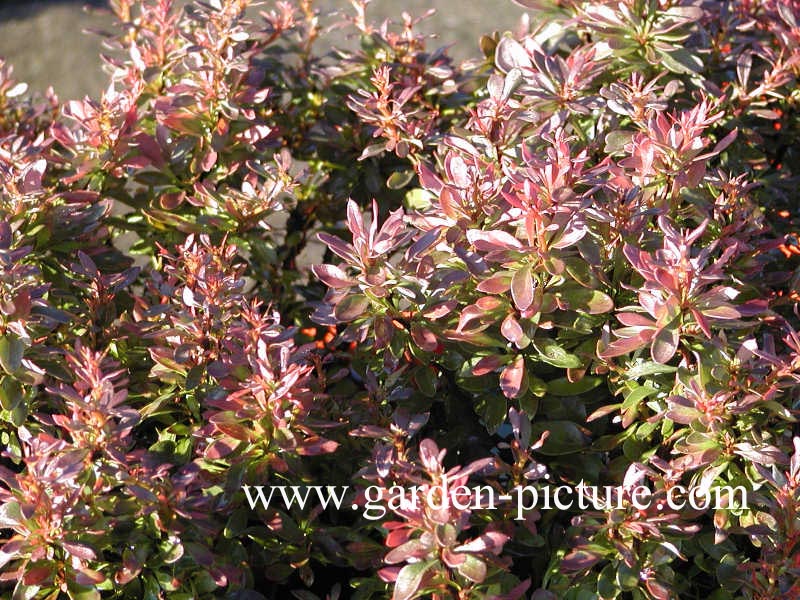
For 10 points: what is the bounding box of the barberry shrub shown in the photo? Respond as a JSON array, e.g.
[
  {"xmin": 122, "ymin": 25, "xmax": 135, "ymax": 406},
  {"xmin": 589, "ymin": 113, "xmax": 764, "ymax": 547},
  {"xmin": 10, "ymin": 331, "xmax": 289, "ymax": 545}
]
[{"xmin": 1, "ymin": 0, "xmax": 799, "ymax": 598}]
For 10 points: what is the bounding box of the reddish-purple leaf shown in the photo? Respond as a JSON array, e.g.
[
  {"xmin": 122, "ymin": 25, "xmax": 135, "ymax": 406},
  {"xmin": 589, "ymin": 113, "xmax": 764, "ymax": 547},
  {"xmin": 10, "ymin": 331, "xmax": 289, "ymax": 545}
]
[
  {"xmin": 501, "ymin": 314, "xmax": 525, "ymax": 344},
  {"xmin": 312, "ymin": 264, "xmax": 354, "ymax": 288},
  {"xmin": 411, "ymin": 324, "xmax": 439, "ymax": 352},
  {"xmin": 406, "ymin": 229, "xmax": 440, "ymax": 262},
  {"xmin": 445, "ymin": 154, "xmax": 471, "ymax": 188},
  {"xmin": 473, "ymin": 355, "xmax": 503, "ymax": 376},
  {"xmin": 22, "ymin": 564, "xmax": 54, "ymax": 586},
  {"xmin": 346, "ymin": 200, "xmax": 365, "ymax": 239},
  {"xmin": 645, "ymin": 579, "xmax": 672, "ymax": 600},
  {"xmin": 651, "ymin": 326, "xmax": 679, "ymax": 364},
  {"xmin": 511, "ymin": 266, "xmax": 535, "ymax": 312},
  {"xmin": 476, "ymin": 273, "xmax": 512, "ymax": 294},
  {"xmin": 702, "ymin": 305, "xmax": 741, "ymax": 319},
  {"xmin": 467, "ymin": 229, "xmax": 524, "ymax": 251},
  {"xmin": 422, "ymin": 301, "xmax": 456, "ymax": 320},
  {"xmin": 419, "ymin": 438, "xmax": 443, "ymax": 472},
  {"xmin": 454, "ymin": 531, "xmax": 509, "ymax": 554},
  {"xmin": 296, "ymin": 437, "xmax": 339, "ymax": 455},
  {"xmin": 665, "ymin": 403, "xmax": 701, "ymax": 425},
  {"xmin": 75, "ymin": 567, "xmax": 106, "ymax": 585},
  {"xmin": 598, "ymin": 334, "xmax": 649, "ymax": 359},
  {"xmin": 442, "ymin": 135, "xmax": 481, "ymax": 158},
  {"xmin": 456, "ymin": 304, "xmax": 487, "ymax": 332},
  {"xmin": 561, "ymin": 549, "xmax": 601, "ymax": 571},
  {"xmin": 385, "ymin": 539, "xmax": 427, "ymax": 564},
  {"xmin": 711, "ymin": 128, "xmax": 738, "ymax": 156},
  {"xmin": 500, "ymin": 355, "xmax": 525, "ymax": 398},
  {"xmin": 495, "ymin": 37, "xmax": 533, "ymax": 72},
  {"xmin": 62, "ymin": 541, "xmax": 97, "ymax": 561},
  {"xmin": 417, "ymin": 161, "xmax": 443, "ymax": 193},
  {"xmin": 317, "ymin": 233, "xmax": 357, "ymax": 263}
]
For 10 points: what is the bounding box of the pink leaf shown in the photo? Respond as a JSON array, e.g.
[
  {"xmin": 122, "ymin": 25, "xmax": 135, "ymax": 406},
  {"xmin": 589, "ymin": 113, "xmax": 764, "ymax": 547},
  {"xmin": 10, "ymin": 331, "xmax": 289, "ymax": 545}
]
[
  {"xmin": 511, "ymin": 266, "xmax": 534, "ymax": 311},
  {"xmin": 445, "ymin": 154, "xmax": 471, "ymax": 188},
  {"xmin": 472, "ymin": 355, "xmax": 503, "ymax": 376},
  {"xmin": 495, "ymin": 37, "xmax": 533, "ymax": 71},
  {"xmin": 454, "ymin": 531, "xmax": 509, "ymax": 554},
  {"xmin": 616, "ymin": 312, "xmax": 655, "ymax": 327},
  {"xmin": 312, "ymin": 264, "xmax": 354, "ymax": 288},
  {"xmin": 467, "ymin": 229, "xmax": 524, "ymax": 251},
  {"xmin": 317, "ymin": 232, "xmax": 357, "ymax": 263},
  {"xmin": 416, "ymin": 161, "xmax": 443, "ymax": 193},
  {"xmin": 651, "ymin": 326, "xmax": 679, "ymax": 364},
  {"xmin": 501, "ymin": 314, "xmax": 525, "ymax": 344},
  {"xmin": 422, "ymin": 301, "xmax": 456, "ymax": 320},
  {"xmin": 296, "ymin": 437, "xmax": 339, "ymax": 455},
  {"xmin": 500, "ymin": 355, "xmax": 525, "ymax": 398},
  {"xmin": 598, "ymin": 334, "xmax": 649, "ymax": 359},
  {"xmin": 385, "ymin": 539, "xmax": 427, "ymax": 564},
  {"xmin": 62, "ymin": 541, "xmax": 97, "ymax": 561},
  {"xmin": 346, "ymin": 200, "xmax": 365, "ymax": 240},
  {"xmin": 411, "ymin": 324, "xmax": 439, "ymax": 352},
  {"xmin": 419, "ymin": 438, "xmax": 443, "ymax": 472},
  {"xmin": 456, "ymin": 304, "xmax": 487, "ymax": 332},
  {"xmin": 476, "ymin": 273, "xmax": 512, "ymax": 294}
]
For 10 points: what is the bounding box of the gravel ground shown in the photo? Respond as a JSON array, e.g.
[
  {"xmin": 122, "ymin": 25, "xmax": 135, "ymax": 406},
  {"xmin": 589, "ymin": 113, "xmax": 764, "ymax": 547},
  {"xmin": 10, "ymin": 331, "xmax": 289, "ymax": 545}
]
[{"xmin": 0, "ymin": 0, "xmax": 527, "ymax": 100}]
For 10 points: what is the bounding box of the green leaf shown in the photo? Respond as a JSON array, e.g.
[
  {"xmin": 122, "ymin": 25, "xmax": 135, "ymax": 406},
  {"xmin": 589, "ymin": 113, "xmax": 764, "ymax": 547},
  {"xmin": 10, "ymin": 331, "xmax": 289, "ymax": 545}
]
[
  {"xmin": 659, "ymin": 47, "xmax": 702, "ymax": 74},
  {"xmin": 457, "ymin": 555, "xmax": 487, "ymax": 583},
  {"xmin": 10, "ymin": 402, "xmax": 27, "ymax": 427},
  {"xmin": 393, "ymin": 560, "xmax": 437, "ymax": 600},
  {"xmin": 67, "ymin": 581, "xmax": 101, "ymax": 600},
  {"xmin": 535, "ymin": 339, "xmax": 583, "ymax": 369},
  {"xmin": 479, "ymin": 394, "xmax": 507, "ymax": 435},
  {"xmin": 622, "ymin": 385, "xmax": 659, "ymax": 408},
  {"xmin": 185, "ymin": 365, "xmax": 204, "ymax": 390},
  {"xmin": 597, "ymin": 564, "xmax": 620, "ymax": 599},
  {"xmin": 387, "ymin": 170, "xmax": 415, "ymax": 190},
  {"xmin": 413, "ymin": 366, "xmax": 438, "ymax": 397},
  {"xmin": 0, "ymin": 377, "xmax": 22, "ymax": 411},
  {"xmin": 519, "ymin": 393, "xmax": 539, "ymax": 417},
  {"xmin": 547, "ymin": 376, "xmax": 602, "ymax": 396},
  {"xmin": 557, "ymin": 287, "xmax": 614, "ymax": 315},
  {"xmin": 604, "ymin": 130, "xmax": 633, "ymax": 155},
  {"xmin": 717, "ymin": 553, "xmax": 743, "ymax": 591},
  {"xmin": 530, "ymin": 420, "xmax": 586, "ymax": 455},
  {"xmin": 335, "ymin": 295, "xmax": 370, "ymax": 321},
  {"xmin": 404, "ymin": 188, "xmax": 434, "ymax": 210},
  {"xmin": 0, "ymin": 335, "xmax": 25, "ymax": 374},
  {"xmin": 615, "ymin": 562, "xmax": 639, "ymax": 591},
  {"xmin": 0, "ymin": 501, "xmax": 23, "ymax": 528},
  {"xmin": 624, "ymin": 360, "xmax": 678, "ymax": 379}
]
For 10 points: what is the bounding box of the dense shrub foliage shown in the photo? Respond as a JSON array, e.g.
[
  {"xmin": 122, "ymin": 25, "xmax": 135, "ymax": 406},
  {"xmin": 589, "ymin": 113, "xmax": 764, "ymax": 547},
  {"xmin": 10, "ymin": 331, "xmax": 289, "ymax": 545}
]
[{"xmin": 1, "ymin": 0, "xmax": 800, "ymax": 598}]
